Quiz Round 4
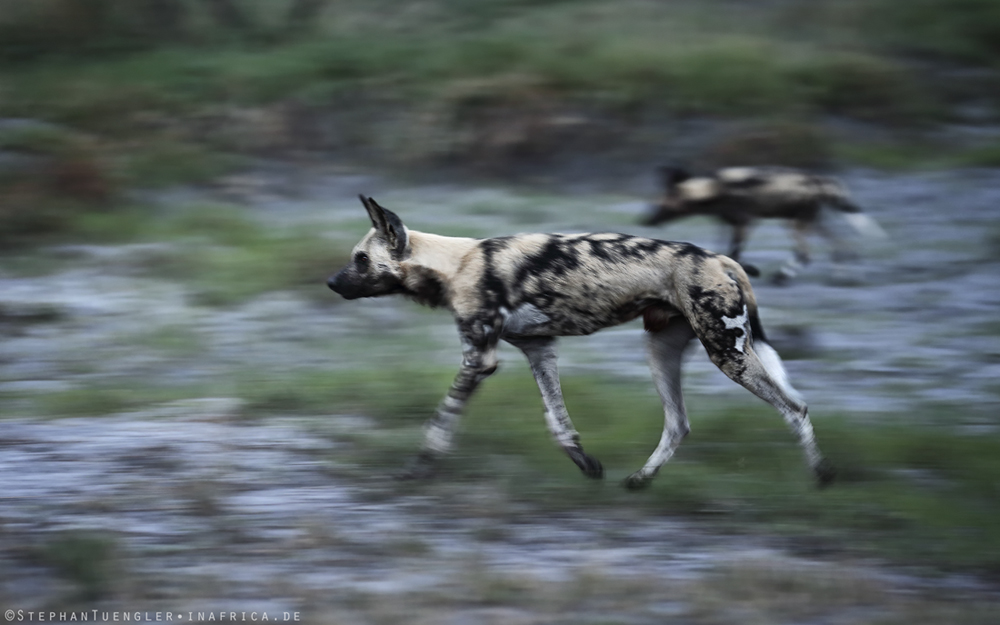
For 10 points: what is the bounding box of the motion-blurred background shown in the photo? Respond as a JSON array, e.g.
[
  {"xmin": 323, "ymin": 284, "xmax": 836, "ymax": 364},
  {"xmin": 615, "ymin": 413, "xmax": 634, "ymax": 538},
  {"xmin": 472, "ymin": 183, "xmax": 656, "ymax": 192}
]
[{"xmin": 1, "ymin": 1, "xmax": 999, "ymax": 623}]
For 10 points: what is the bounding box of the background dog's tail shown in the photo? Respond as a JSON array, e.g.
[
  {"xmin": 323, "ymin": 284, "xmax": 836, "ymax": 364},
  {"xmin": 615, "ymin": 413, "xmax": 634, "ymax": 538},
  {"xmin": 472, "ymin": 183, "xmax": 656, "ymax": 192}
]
[{"xmin": 818, "ymin": 178, "xmax": 887, "ymax": 239}]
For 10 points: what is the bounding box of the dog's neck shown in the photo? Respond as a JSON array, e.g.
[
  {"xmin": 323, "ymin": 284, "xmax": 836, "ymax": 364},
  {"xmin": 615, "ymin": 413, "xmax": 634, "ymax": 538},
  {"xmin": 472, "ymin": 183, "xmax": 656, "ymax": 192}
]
[{"xmin": 401, "ymin": 230, "xmax": 479, "ymax": 308}]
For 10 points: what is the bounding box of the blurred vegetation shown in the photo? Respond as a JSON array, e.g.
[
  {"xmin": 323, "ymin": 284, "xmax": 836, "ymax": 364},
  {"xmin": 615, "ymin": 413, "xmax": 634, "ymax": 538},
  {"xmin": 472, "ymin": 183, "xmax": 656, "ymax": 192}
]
[
  {"xmin": 39, "ymin": 530, "xmax": 119, "ymax": 601},
  {"xmin": 19, "ymin": 353, "xmax": 998, "ymax": 574},
  {"xmin": 1, "ymin": 1, "xmax": 998, "ymax": 244},
  {"xmin": 296, "ymin": 367, "xmax": 1000, "ymax": 575},
  {"xmin": 2, "ymin": 0, "xmax": 999, "ymax": 602}
]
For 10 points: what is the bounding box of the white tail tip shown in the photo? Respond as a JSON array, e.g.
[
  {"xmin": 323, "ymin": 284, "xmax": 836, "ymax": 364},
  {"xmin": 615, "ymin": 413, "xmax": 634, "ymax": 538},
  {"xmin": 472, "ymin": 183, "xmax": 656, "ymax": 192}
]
[
  {"xmin": 755, "ymin": 341, "xmax": 804, "ymax": 405},
  {"xmin": 843, "ymin": 212, "xmax": 887, "ymax": 239}
]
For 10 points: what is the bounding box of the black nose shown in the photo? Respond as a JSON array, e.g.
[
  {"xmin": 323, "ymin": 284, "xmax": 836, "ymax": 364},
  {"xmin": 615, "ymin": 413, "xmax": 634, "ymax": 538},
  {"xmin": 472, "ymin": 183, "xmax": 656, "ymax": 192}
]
[{"xmin": 327, "ymin": 275, "xmax": 341, "ymax": 293}]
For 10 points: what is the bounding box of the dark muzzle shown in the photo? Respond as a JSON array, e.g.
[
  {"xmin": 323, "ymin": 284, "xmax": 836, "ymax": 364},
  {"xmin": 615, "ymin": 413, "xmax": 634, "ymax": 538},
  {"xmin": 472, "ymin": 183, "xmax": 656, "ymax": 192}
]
[{"xmin": 327, "ymin": 269, "xmax": 362, "ymax": 300}]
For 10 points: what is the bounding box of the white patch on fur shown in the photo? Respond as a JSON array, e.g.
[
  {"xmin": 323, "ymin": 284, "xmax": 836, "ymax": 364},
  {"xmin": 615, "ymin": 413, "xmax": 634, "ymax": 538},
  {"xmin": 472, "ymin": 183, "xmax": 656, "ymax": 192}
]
[
  {"xmin": 842, "ymin": 212, "xmax": 887, "ymax": 239},
  {"xmin": 501, "ymin": 303, "xmax": 551, "ymax": 336},
  {"xmin": 764, "ymin": 173, "xmax": 809, "ymax": 195},
  {"xmin": 424, "ymin": 423, "xmax": 452, "ymax": 454},
  {"xmin": 717, "ymin": 167, "xmax": 757, "ymax": 182},
  {"xmin": 721, "ymin": 305, "xmax": 749, "ymax": 353},
  {"xmin": 755, "ymin": 340, "xmax": 804, "ymax": 404},
  {"xmin": 544, "ymin": 410, "xmax": 578, "ymax": 447},
  {"xmin": 679, "ymin": 178, "xmax": 719, "ymax": 201}
]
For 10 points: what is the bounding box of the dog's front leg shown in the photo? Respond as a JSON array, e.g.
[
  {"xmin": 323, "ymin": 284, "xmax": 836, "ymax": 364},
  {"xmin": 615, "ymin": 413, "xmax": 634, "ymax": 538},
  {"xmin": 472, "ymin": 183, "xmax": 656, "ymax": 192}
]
[
  {"xmin": 399, "ymin": 328, "xmax": 499, "ymax": 480},
  {"xmin": 507, "ymin": 336, "xmax": 604, "ymax": 480},
  {"xmin": 727, "ymin": 222, "xmax": 749, "ymax": 262}
]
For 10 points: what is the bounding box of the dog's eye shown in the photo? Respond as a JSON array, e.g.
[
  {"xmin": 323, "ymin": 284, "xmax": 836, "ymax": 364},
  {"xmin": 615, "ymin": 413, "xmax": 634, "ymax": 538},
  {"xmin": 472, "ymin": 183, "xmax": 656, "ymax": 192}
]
[{"xmin": 354, "ymin": 252, "xmax": 370, "ymax": 271}]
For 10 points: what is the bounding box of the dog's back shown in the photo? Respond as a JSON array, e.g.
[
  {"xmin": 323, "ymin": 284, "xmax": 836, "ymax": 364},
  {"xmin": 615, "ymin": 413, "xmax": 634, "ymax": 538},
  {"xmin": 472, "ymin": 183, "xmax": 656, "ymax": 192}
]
[{"xmin": 450, "ymin": 232, "xmax": 743, "ymax": 338}]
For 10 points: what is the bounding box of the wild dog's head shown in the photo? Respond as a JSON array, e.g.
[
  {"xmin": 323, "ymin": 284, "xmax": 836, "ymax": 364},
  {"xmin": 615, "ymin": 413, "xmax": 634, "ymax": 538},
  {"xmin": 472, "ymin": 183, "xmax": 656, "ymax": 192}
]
[
  {"xmin": 641, "ymin": 165, "xmax": 720, "ymax": 226},
  {"xmin": 641, "ymin": 165, "xmax": 694, "ymax": 226},
  {"xmin": 327, "ymin": 195, "xmax": 410, "ymax": 300}
]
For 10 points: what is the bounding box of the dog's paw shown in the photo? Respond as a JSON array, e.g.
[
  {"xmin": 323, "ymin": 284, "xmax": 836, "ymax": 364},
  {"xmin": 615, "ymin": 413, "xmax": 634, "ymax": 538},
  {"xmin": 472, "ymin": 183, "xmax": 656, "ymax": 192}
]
[
  {"xmin": 566, "ymin": 446, "xmax": 604, "ymax": 480},
  {"xmin": 770, "ymin": 271, "xmax": 793, "ymax": 287},
  {"xmin": 395, "ymin": 452, "xmax": 437, "ymax": 481},
  {"xmin": 814, "ymin": 459, "xmax": 836, "ymax": 488},
  {"xmin": 622, "ymin": 472, "xmax": 652, "ymax": 491}
]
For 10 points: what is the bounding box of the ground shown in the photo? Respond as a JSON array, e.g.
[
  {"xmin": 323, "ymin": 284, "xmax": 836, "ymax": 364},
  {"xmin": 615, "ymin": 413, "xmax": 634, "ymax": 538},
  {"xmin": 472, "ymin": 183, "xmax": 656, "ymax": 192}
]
[{"xmin": 1, "ymin": 164, "xmax": 999, "ymax": 623}]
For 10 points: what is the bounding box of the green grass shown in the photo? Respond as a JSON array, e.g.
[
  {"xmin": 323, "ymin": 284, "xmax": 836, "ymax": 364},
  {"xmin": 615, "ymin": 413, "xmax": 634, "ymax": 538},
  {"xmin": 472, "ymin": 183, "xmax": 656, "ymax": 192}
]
[
  {"xmin": 39, "ymin": 531, "xmax": 119, "ymax": 602},
  {"xmin": 4, "ymin": 0, "xmax": 995, "ymax": 194},
  {"xmin": 116, "ymin": 140, "xmax": 246, "ymax": 188},
  {"xmin": 866, "ymin": 0, "xmax": 1000, "ymax": 65},
  {"xmin": 139, "ymin": 206, "xmax": 348, "ymax": 306},
  {"xmin": 274, "ymin": 364, "xmax": 1000, "ymax": 574},
  {"xmin": 0, "ymin": 9, "xmax": 938, "ymax": 125}
]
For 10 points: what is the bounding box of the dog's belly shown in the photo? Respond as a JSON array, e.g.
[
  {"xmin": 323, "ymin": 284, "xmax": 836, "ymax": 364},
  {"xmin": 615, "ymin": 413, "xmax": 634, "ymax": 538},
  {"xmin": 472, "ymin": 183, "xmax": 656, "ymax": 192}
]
[
  {"xmin": 499, "ymin": 298, "xmax": 664, "ymax": 338},
  {"xmin": 499, "ymin": 303, "xmax": 554, "ymax": 336}
]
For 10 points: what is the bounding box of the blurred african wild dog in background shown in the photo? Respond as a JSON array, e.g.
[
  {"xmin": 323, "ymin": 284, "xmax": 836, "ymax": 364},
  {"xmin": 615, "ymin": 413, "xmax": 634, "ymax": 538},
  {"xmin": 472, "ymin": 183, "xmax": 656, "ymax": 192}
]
[
  {"xmin": 327, "ymin": 195, "xmax": 835, "ymax": 490},
  {"xmin": 642, "ymin": 166, "xmax": 885, "ymax": 283}
]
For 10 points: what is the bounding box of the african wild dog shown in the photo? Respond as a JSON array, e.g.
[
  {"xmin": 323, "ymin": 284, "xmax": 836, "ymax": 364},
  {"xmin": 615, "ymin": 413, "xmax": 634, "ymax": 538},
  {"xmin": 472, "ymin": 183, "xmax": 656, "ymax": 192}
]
[
  {"xmin": 328, "ymin": 195, "xmax": 835, "ymax": 489},
  {"xmin": 642, "ymin": 166, "xmax": 884, "ymax": 282}
]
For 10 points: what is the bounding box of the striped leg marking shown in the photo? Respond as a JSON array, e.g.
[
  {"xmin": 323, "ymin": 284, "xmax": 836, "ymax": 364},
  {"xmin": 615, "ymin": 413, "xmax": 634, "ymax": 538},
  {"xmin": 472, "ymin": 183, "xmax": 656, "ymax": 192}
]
[{"xmin": 402, "ymin": 339, "xmax": 498, "ymax": 479}]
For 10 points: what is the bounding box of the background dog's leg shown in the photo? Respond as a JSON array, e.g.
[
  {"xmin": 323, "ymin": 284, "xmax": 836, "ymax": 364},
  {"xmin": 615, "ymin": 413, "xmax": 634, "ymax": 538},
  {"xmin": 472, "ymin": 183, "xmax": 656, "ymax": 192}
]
[
  {"xmin": 773, "ymin": 219, "xmax": 812, "ymax": 284},
  {"xmin": 624, "ymin": 318, "xmax": 696, "ymax": 490},
  {"xmin": 400, "ymin": 336, "xmax": 498, "ymax": 479},
  {"xmin": 727, "ymin": 223, "xmax": 748, "ymax": 262},
  {"xmin": 507, "ymin": 336, "xmax": 603, "ymax": 479}
]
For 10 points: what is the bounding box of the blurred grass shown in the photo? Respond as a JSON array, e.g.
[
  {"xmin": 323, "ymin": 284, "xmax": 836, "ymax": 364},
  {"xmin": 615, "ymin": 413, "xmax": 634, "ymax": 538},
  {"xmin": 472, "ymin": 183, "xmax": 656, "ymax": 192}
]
[
  {"xmin": 1, "ymin": 0, "xmax": 997, "ymax": 208},
  {"xmin": 39, "ymin": 530, "xmax": 119, "ymax": 602},
  {"xmin": 253, "ymin": 364, "xmax": 1000, "ymax": 574},
  {"xmin": 2, "ymin": 0, "xmax": 1000, "ymax": 582},
  {"xmin": 141, "ymin": 206, "xmax": 349, "ymax": 306},
  {"xmin": 1, "ymin": 0, "xmax": 998, "ymax": 247},
  {"xmin": 0, "ymin": 200, "xmax": 351, "ymax": 306},
  {"xmin": 0, "ymin": 5, "xmax": 945, "ymax": 124}
]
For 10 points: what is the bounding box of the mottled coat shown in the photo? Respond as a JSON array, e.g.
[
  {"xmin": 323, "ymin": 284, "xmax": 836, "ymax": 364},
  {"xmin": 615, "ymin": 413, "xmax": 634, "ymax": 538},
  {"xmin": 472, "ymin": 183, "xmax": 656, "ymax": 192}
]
[
  {"xmin": 329, "ymin": 196, "xmax": 834, "ymax": 488},
  {"xmin": 643, "ymin": 166, "xmax": 883, "ymax": 281}
]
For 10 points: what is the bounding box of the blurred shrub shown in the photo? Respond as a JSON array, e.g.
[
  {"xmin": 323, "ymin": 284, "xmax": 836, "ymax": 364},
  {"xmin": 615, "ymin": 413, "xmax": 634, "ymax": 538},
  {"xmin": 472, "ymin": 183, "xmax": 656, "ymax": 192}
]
[
  {"xmin": 0, "ymin": 0, "xmax": 181, "ymax": 61},
  {"xmin": 140, "ymin": 205, "xmax": 349, "ymax": 306},
  {"xmin": 0, "ymin": 0, "xmax": 333, "ymax": 62},
  {"xmin": 868, "ymin": 0, "xmax": 1000, "ymax": 64},
  {"xmin": 401, "ymin": 75, "xmax": 608, "ymax": 170},
  {"xmin": 790, "ymin": 54, "xmax": 937, "ymax": 123},
  {"xmin": 0, "ymin": 0, "xmax": 990, "ymax": 186},
  {"xmin": 41, "ymin": 530, "xmax": 118, "ymax": 601},
  {"xmin": 957, "ymin": 141, "xmax": 1000, "ymax": 169},
  {"xmin": 0, "ymin": 121, "xmax": 116, "ymax": 244},
  {"xmin": 701, "ymin": 121, "xmax": 833, "ymax": 169},
  {"xmin": 117, "ymin": 139, "xmax": 245, "ymax": 188}
]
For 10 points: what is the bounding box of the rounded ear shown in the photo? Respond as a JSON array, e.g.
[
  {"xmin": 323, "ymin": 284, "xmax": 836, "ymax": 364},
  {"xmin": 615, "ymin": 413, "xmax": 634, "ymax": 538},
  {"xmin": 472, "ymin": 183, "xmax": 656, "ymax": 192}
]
[
  {"xmin": 359, "ymin": 194, "xmax": 388, "ymax": 232},
  {"xmin": 368, "ymin": 197, "xmax": 409, "ymax": 259},
  {"xmin": 659, "ymin": 165, "xmax": 691, "ymax": 188}
]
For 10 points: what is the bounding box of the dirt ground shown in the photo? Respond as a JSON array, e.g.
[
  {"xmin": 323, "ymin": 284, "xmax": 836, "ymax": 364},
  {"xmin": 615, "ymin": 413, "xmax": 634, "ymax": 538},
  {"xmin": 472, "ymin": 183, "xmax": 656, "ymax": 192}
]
[{"xmin": 2, "ymin": 165, "xmax": 999, "ymax": 623}]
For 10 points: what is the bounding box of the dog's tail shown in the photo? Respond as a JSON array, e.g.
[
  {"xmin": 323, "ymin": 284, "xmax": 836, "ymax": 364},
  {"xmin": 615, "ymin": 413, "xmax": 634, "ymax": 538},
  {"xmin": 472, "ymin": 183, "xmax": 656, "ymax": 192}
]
[
  {"xmin": 817, "ymin": 177, "xmax": 886, "ymax": 239},
  {"xmin": 721, "ymin": 256, "xmax": 804, "ymax": 403}
]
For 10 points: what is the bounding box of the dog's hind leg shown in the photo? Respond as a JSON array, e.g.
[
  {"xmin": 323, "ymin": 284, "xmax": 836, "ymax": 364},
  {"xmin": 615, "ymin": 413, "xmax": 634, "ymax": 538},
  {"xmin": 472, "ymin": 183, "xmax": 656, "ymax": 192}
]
[
  {"xmin": 624, "ymin": 317, "xmax": 697, "ymax": 490},
  {"xmin": 688, "ymin": 295, "xmax": 834, "ymax": 486},
  {"xmin": 506, "ymin": 336, "xmax": 604, "ymax": 479},
  {"xmin": 708, "ymin": 341, "xmax": 834, "ymax": 486}
]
